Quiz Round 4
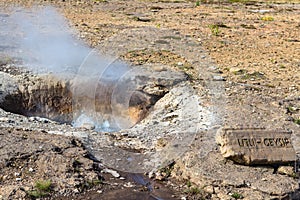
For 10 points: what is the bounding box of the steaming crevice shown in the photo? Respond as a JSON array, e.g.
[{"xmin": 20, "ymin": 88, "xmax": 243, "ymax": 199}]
[{"xmin": 0, "ymin": 6, "xmax": 189, "ymax": 132}]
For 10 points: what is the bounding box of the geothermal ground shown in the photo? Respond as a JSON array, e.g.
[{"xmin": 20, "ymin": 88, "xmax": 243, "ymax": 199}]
[{"xmin": 0, "ymin": 0, "xmax": 300, "ymax": 199}]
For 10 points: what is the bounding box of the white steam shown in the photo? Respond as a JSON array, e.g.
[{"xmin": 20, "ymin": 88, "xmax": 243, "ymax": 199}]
[
  {"xmin": 1, "ymin": 7, "xmax": 91, "ymax": 73},
  {"xmin": 0, "ymin": 6, "xmax": 132, "ymax": 131}
]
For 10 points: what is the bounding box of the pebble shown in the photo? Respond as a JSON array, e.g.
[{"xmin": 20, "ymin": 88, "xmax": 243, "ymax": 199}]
[
  {"xmin": 277, "ymin": 166, "xmax": 295, "ymax": 177},
  {"xmin": 250, "ymin": 9, "xmax": 270, "ymax": 14},
  {"xmin": 81, "ymin": 122, "xmax": 95, "ymax": 130},
  {"xmin": 16, "ymin": 178, "xmax": 22, "ymax": 181},
  {"xmin": 0, "ymin": 117, "xmax": 14, "ymax": 123},
  {"xmin": 177, "ymin": 62, "xmax": 183, "ymax": 66},
  {"xmin": 124, "ymin": 182, "xmax": 134, "ymax": 188},
  {"xmin": 229, "ymin": 67, "xmax": 243, "ymax": 74},
  {"xmin": 204, "ymin": 185, "xmax": 215, "ymax": 194},
  {"xmin": 212, "ymin": 75, "xmax": 226, "ymax": 81},
  {"xmin": 137, "ymin": 17, "xmax": 151, "ymax": 22},
  {"xmin": 102, "ymin": 168, "xmax": 120, "ymax": 178},
  {"xmin": 29, "ymin": 168, "xmax": 34, "ymax": 172},
  {"xmin": 14, "ymin": 172, "xmax": 20, "ymax": 177}
]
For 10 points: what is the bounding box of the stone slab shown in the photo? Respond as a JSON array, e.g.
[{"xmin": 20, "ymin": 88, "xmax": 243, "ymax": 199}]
[{"xmin": 216, "ymin": 128, "xmax": 296, "ymax": 165}]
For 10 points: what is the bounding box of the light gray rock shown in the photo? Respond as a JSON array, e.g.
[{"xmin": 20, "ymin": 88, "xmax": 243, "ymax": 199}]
[
  {"xmin": 102, "ymin": 168, "xmax": 120, "ymax": 178},
  {"xmin": 0, "ymin": 72, "xmax": 18, "ymax": 103},
  {"xmin": 216, "ymin": 128, "xmax": 296, "ymax": 165},
  {"xmin": 277, "ymin": 166, "xmax": 295, "ymax": 177}
]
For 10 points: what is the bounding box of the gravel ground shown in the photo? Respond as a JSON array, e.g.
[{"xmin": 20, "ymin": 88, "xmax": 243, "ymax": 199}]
[{"xmin": 0, "ymin": 0, "xmax": 300, "ymax": 199}]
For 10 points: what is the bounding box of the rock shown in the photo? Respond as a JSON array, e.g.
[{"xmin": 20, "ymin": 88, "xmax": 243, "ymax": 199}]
[
  {"xmin": 0, "ymin": 117, "xmax": 14, "ymax": 123},
  {"xmin": 217, "ymin": 192, "xmax": 231, "ymax": 200},
  {"xmin": 216, "ymin": 128, "xmax": 296, "ymax": 165},
  {"xmin": 177, "ymin": 62, "xmax": 183, "ymax": 66},
  {"xmin": 124, "ymin": 182, "xmax": 134, "ymax": 188},
  {"xmin": 102, "ymin": 168, "xmax": 120, "ymax": 178},
  {"xmin": 212, "ymin": 75, "xmax": 226, "ymax": 81},
  {"xmin": 152, "ymin": 65, "xmax": 167, "ymax": 72},
  {"xmin": 137, "ymin": 17, "xmax": 151, "ymax": 22},
  {"xmin": 81, "ymin": 122, "xmax": 96, "ymax": 130},
  {"xmin": 277, "ymin": 166, "xmax": 295, "ymax": 177},
  {"xmin": 204, "ymin": 185, "xmax": 215, "ymax": 194},
  {"xmin": 250, "ymin": 9, "xmax": 271, "ymax": 14},
  {"xmin": 14, "ymin": 172, "xmax": 20, "ymax": 177},
  {"xmin": 229, "ymin": 67, "xmax": 244, "ymax": 74},
  {"xmin": 73, "ymin": 189, "xmax": 80, "ymax": 194}
]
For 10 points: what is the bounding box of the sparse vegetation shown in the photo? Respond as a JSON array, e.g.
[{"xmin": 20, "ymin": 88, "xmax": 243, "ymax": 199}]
[
  {"xmin": 85, "ymin": 179, "xmax": 103, "ymax": 189},
  {"xmin": 208, "ymin": 24, "xmax": 220, "ymax": 36},
  {"xmin": 121, "ymin": 49, "xmax": 198, "ymax": 80},
  {"xmin": 231, "ymin": 192, "xmax": 244, "ymax": 199},
  {"xmin": 184, "ymin": 186, "xmax": 201, "ymax": 195},
  {"xmin": 186, "ymin": 180, "xmax": 192, "ymax": 188},
  {"xmin": 35, "ymin": 180, "xmax": 52, "ymax": 191},
  {"xmin": 159, "ymin": 163, "xmax": 174, "ymax": 178},
  {"xmin": 242, "ymin": 71, "xmax": 265, "ymax": 80},
  {"xmin": 287, "ymin": 106, "xmax": 297, "ymax": 114},
  {"xmin": 27, "ymin": 180, "xmax": 52, "ymax": 198},
  {"xmin": 261, "ymin": 16, "xmax": 274, "ymax": 21}
]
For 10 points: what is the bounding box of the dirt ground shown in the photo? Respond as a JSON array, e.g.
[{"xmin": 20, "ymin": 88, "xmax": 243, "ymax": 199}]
[{"xmin": 0, "ymin": 0, "xmax": 300, "ymax": 199}]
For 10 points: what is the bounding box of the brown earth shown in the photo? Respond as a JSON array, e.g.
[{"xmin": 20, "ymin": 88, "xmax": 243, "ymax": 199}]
[{"xmin": 0, "ymin": 0, "xmax": 300, "ymax": 200}]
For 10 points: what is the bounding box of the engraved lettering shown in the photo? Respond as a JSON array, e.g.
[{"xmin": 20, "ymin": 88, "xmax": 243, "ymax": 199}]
[
  {"xmin": 243, "ymin": 138, "xmax": 249, "ymax": 147},
  {"xmin": 218, "ymin": 129, "xmax": 296, "ymax": 165},
  {"xmin": 275, "ymin": 138, "xmax": 281, "ymax": 146},
  {"xmin": 269, "ymin": 138, "xmax": 274, "ymax": 146},
  {"xmin": 237, "ymin": 139, "xmax": 244, "ymax": 147},
  {"xmin": 275, "ymin": 138, "xmax": 284, "ymax": 147},
  {"xmin": 284, "ymin": 138, "xmax": 290, "ymax": 145},
  {"xmin": 256, "ymin": 139, "xmax": 261, "ymax": 144},
  {"xmin": 237, "ymin": 137, "xmax": 291, "ymax": 148},
  {"xmin": 249, "ymin": 138, "xmax": 256, "ymax": 147},
  {"xmin": 281, "ymin": 138, "xmax": 286, "ymax": 146},
  {"xmin": 264, "ymin": 138, "xmax": 270, "ymax": 146}
]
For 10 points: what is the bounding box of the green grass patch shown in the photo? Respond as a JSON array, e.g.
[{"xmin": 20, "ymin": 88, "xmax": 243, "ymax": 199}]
[
  {"xmin": 208, "ymin": 24, "xmax": 220, "ymax": 36},
  {"xmin": 27, "ymin": 180, "xmax": 52, "ymax": 198},
  {"xmin": 294, "ymin": 118, "xmax": 300, "ymax": 125},
  {"xmin": 35, "ymin": 180, "xmax": 52, "ymax": 191},
  {"xmin": 231, "ymin": 192, "xmax": 244, "ymax": 199}
]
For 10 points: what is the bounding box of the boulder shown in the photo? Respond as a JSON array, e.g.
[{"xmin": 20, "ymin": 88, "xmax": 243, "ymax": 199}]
[{"xmin": 216, "ymin": 128, "xmax": 296, "ymax": 165}]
